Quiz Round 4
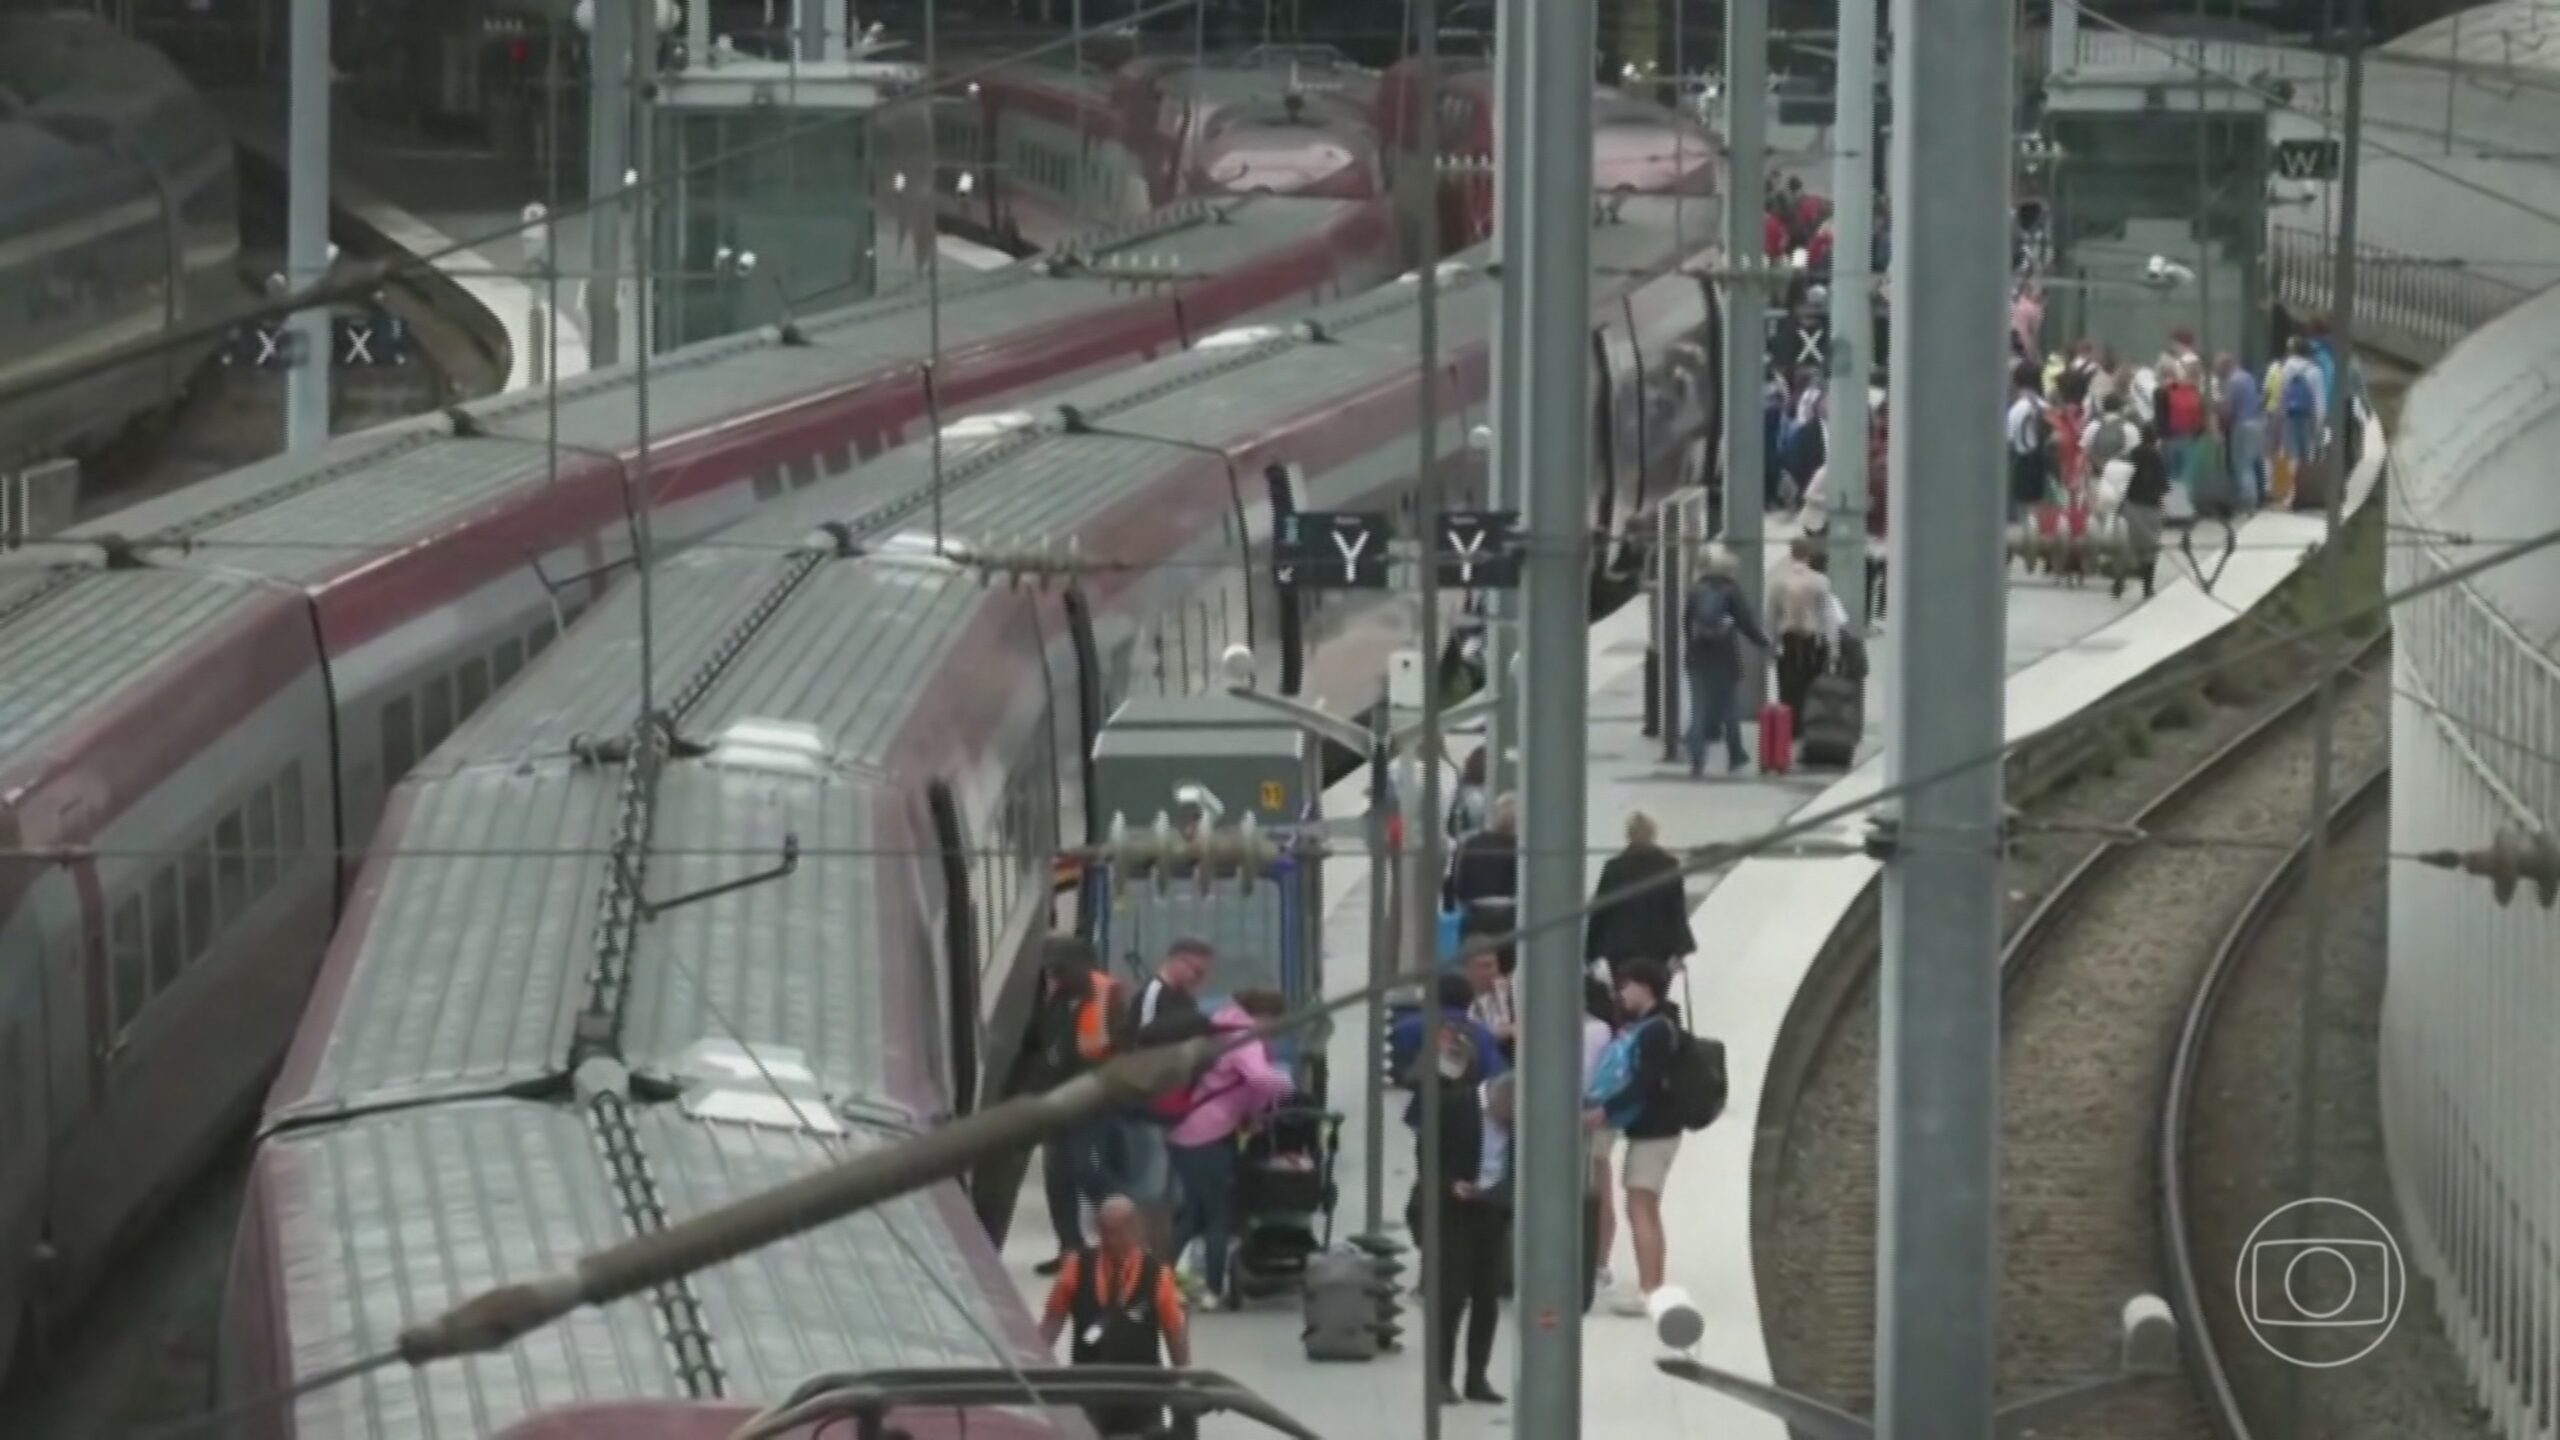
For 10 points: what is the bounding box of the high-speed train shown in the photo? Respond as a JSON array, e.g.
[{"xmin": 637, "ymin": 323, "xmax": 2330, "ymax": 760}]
[
  {"xmin": 0, "ymin": 192, "xmax": 1394, "ymax": 1378},
  {"xmin": 929, "ymin": 46, "xmax": 1383, "ymax": 255},
  {"xmin": 1375, "ymin": 56, "xmax": 1719, "ymax": 247},
  {"xmin": 223, "ymin": 198, "xmax": 1722, "ymax": 1439},
  {"xmin": 0, "ymin": 13, "xmax": 238, "ymax": 469}
]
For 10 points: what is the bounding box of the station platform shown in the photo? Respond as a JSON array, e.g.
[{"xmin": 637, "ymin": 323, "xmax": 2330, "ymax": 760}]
[
  {"xmin": 996, "ymin": 406, "xmax": 2383, "ymax": 1435},
  {"xmin": 214, "ymin": 92, "xmax": 1011, "ymax": 395}
]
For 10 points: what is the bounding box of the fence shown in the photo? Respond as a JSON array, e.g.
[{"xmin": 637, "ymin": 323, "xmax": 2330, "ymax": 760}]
[
  {"xmin": 2267, "ymin": 224, "xmax": 2538, "ymax": 365},
  {"xmin": 2373, "ymin": 234, "xmax": 2560, "ymax": 1440}
]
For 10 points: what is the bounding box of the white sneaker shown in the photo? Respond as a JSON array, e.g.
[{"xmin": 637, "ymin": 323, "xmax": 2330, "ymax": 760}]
[{"xmin": 1607, "ymin": 1287, "xmax": 1649, "ymax": 1317}]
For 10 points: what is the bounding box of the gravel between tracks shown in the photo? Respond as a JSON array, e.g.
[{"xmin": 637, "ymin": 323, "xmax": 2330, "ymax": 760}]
[
  {"xmin": 1758, "ymin": 654, "xmax": 2393, "ymax": 1429},
  {"xmin": 2182, "ymin": 799, "xmax": 2496, "ymax": 1438}
]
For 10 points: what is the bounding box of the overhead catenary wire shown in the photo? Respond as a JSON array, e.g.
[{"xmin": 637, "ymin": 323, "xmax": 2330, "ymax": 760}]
[{"xmin": 152, "ymin": 510, "xmax": 2560, "ymax": 1440}]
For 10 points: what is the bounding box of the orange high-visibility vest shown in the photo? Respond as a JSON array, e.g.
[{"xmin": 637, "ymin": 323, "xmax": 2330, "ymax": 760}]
[{"xmin": 1075, "ymin": 972, "xmax": 1121, "ymax": 1064}]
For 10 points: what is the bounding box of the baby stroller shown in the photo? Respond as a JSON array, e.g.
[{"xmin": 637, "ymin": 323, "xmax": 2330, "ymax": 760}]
[{"xmin": 1220, "ymin": 1099, "xmax": 1342, "ymax": 1307}]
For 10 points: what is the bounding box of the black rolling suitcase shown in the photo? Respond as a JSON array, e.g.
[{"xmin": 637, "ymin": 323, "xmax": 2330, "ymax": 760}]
[{"xmin": 1797, "ymin": 633, "xmax": 1866, "ymax": 770}]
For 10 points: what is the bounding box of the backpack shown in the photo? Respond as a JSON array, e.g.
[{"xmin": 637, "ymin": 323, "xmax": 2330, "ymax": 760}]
[
  {"xmin": 2159, "ymin": 383, "xmax": 2202, "ymax": 438},
  {"xmin": 2282, "ymin": 367, "xmax": 2317, "ymax": 417},
  {"xmin": 1112, "ymin": 978, "xmax": 1210, "ymax": 1120},
  {"xmin": 1582, "ymin": 1017, "xmax": 1663, "ymax": 1129},
  {"xmin": 1684, "ymin": 583, "xmax": 1736, "ymax": 658},
  {"xmin": 1656, "ymin": 1032, "xmax": 1730, "ymax": 1132}
]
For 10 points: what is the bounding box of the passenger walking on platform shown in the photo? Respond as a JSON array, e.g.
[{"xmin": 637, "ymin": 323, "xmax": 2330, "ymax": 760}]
[
  {"xmin": 1582, "ymin": 975, "xmax": 1623, "ymax": 1304},
  {"xmin": 1583, "ymin": 811, "xmax": 1696, "ymax": 982},
  {"xmin": 1444, "ymin": 792, "xmax": 1520, "ymax": 966},
  {"xmin": 2276, "ymin": 336, "xmax": 2326, "ymax": 487},
  {"xmin": 1595, "ymin": 960, "xmax": 1689, "ymax": 1316},
  {"xmin": 1681, "ymin": 545, "xmax": 1771, "ymax": 778},
  {"xmin": 2006, "ymin": 363, "xmax": 2055, "ymax": 521},
  {"xmin": 2218, "ymin": 352, "xmax": 2267, "ymax": 511},
  {"xmin": 2114, "ymin": 424, "xmax": 2170, "ymax": 602},
  {"xmin": 1393, "ymin": 981, "xmax": 1504, "ymax": 1275},
  {"xmin": 2080, "ymin": 392, "xmax": 2137, "ymax": 482},
  {"xmin": 1460, "ymin": 941, "xmax": 1517, "ymax": 1060},
  {"xmin": 1114, "ymin": 939, "xmax": 1218, "ymax": 1255},
  {"xmin": 1167, "ymin": 988, "xmax": 1291, "ymax": 1309},
  {"xmin": 1445, "ymin": 745, "xmax": 1490, "ymax": 844},
  {"xmin": 1417, "ymin": 1036, "xmax": 1514, "ymax": 1406},
  {"xmin": 1766, "ymin": 537, "xmax": 1835, "ymax": 720},
  {"xmin": 1031, "ymin": 937, "xmax": 1122, "ymax": 1276},
  {"xmin": 1040, "ymin": 1194, "xmax": 1191, "ymax": 1438}
]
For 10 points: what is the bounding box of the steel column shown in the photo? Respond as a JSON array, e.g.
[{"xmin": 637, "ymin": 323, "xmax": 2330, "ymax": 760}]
[
  {"xmin": 1873, "ymin": 0, "xmax": 2012, "ymax": 1426},
  {"xmin": 585, "ymin": 0, "xmax": 630, "ymax": 367},
  {"xmin": 284, "ymin": 0, "xmax": 331, "ymax": 452},
  {"xmin": 1509, "ymin": 0, "xmax": 1593, "ymax": 1424},
  {"xmin": 1485, "ymin": 0, "xmax": 1531, "ymax": 797},
  {"xmin": 1720, "ymin": 0, "xmax": 1768, "ymax": 701},
  {"xmin": 1825, "ymin": 0, "xmax": 1875, "ymax": 628}
]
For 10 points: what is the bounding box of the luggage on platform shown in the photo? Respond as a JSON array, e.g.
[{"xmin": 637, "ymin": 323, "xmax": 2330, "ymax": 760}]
[{"xmin": 1757, "ymin": 703, "xmax": 1794, "ymax": 776}]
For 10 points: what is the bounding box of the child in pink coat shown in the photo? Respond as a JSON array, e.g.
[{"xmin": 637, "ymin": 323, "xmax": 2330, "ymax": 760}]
[{"xmin": 1167, "ymin": 989, "xmax": 1294, "ymax": 1306}]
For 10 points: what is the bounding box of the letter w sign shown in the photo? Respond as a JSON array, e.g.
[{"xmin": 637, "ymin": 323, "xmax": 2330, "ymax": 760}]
[{"xmin": 2272, "ymin": 139, "xmax": 2341, "ymax": 181}]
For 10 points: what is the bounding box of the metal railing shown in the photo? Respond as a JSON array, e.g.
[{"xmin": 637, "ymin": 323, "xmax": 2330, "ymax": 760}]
[{"xmin": 2267, "ymin": 224, "xmax": 2538, "ymax": 365}]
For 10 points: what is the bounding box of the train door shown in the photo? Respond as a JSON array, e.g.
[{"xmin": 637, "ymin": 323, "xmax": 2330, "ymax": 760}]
[
  {"xmin": 1261, "ymin": 462, "xmax": 1306, "ymax": 694},
  {"xmin": 0, "ymin": 899, "xmax": 52, "ymax": 1370},
  {"xmin": 925, "ymin": 781, "xmax": 979, "ymax": 1119},
  {"xmin": 1617, "ymin": 299, "xmax": 1654, "ymax": 519},
  {"xmin": 1587, "ymin": 329, "xmax": 1620, "ymax": 581}
]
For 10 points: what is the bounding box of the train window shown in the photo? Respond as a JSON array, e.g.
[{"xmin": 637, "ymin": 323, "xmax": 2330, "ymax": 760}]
[
  {"xmin": 0, "ymin": 1024, "xmax": 17, "ymax": 1155},
  {"xmin": 278, "ymin": 762, "xmax": 307, "ymax": 853},
  {"xmin": 494, "ymin": 636, "xmax": 526, "ymax": 687},
  {"xmin": 180, "ymin": 843, "xmax": 214, "ymax": 968},
  {"xmin": 459, "ymin": 656, "xmax": 492, "ymax": 715},
  {"xmin": 420, "ymin": 674, "xmax": 456, "ymax": 754},
  {"xmin": 752, "ymin": 468, "xmax": 783, "ymax": 502},
  {"xmin": 382, "ymin": 695, "xmax": 418, "ymax": 782},
  {"xmin": 247, "ymin": 787, "xmax": 280, "ymax": 897},
  {"xmin": 529, "ymin": 617, "xmax": 558, "ymax": 656},
  {"xmin": 788, "ymin": 456, "xmax": 819, "ymax": 490},
  {"xmin": 823, "ymin": 444, "xmax": 853, "ymax": 476},
  {"xmin": 214, "ymin": 812, "xmax": 250, "ymax": 922},
  {"xmin": 110, "ymin": 895, "xmax": 148, "ymax": 1033},
  {"xmin": 147, "ymin": 869, "xmax": 182, "ymax": 993}
]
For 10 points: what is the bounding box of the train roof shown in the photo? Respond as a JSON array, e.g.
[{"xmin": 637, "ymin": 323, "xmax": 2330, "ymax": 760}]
[
  {"xmin": 0, "ymin": 567, "xmax": 276, "ymax": 773},
  {"xmin": 270, "ymin": 728, "xmax": 944, "ymax": 1121},
  {"xmin": 253, "ymin": 1098, "xmax": 1041, "ymax": 1440},
  {"xmin": 57, "ymin": 193, "xmax": 1372, "ymax": 588}
]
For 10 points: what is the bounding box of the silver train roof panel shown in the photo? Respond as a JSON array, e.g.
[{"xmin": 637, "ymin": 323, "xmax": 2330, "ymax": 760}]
[
  {"xmin": 272, "ymin": 765, "xmax": 612, "ymax": 1121},
  {"xmin": 261, "ymin": 1103, "xmax": 682, "ymax": 1440},
  {"xmin": 58, "ymin": 418, "xmax": 452, "ymax": 549},
  {"xmin": 616, "ymin": 767, "xmax": 919, "ymax": 1112},
  {"xmin": 0, "ymin": 570, "xmax": 271, "ymax": 762},
  {"xmin": 631, "ymin": 1110, "xmax": 1044, "ymax": 1398}
]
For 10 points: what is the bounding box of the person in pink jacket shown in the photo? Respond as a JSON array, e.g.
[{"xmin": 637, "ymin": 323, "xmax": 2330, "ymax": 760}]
[{"xmin": 1166, "ymin": 988, "xmax": 1294, "ymax": 1308}]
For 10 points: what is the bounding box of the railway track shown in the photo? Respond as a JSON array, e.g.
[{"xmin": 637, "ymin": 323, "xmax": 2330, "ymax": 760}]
[{"xmin": 1756, "ymin": 623, "xmax": 2396, "ymax": 1427}]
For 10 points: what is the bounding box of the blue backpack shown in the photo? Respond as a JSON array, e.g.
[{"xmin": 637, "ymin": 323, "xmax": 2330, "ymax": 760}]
[
  {"xmin": 1584, "ymin": 1016, "xmax": 1665, "ymax": 1129},
  {"xmin": 2282, "ymin": 368, "xmax": 2317, "ymax": 417}
]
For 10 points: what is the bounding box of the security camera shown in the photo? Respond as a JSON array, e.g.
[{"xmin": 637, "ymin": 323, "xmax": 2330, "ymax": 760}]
[
  {"xmin": 1220, "ymin": 643, "xmax": 1258, "ymax": 689},
  {"xmin": 2144, "ymin": 254, "xmax": 2196, "ymax": 286},
  {"xmin": 2120, "ymin": 1294, "xmax": 2178, "ymax": 1375}
]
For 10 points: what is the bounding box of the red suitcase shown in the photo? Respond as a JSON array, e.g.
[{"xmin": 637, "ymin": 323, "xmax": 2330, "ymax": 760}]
[{"xmin": 1758, "ymin": 702, "xmax": 1794, "ymax": 775}]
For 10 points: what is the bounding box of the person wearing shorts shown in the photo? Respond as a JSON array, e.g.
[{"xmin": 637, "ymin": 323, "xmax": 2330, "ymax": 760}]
[{"xmin": 1605, "ymin": 960, "xmax": 1688, "ymax": 1317}]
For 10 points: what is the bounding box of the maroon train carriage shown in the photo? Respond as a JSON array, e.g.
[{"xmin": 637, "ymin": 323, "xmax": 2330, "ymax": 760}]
[
  {"xmin": 0, "ymin": 191, "xmax": 1394, "ymax": 1382},
  {"xmin": 221, "ymin": 200, "xmax": 1720, "ymax": 1437}
]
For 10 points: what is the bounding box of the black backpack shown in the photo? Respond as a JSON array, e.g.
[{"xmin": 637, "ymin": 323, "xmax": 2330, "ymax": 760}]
[{"xmin": 1656, "ymin": 1032, "xmax": 1729, "ymax": 1133}]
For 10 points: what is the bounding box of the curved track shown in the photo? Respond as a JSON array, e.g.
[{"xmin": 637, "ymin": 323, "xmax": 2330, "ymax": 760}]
[{"xmin": 1757, "ymin": 632, "xmax": 2394, "ymax": 1425}]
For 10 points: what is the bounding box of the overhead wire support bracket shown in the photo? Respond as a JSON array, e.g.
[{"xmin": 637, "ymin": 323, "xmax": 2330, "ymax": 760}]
[{"xmin": 612, "ymin": 834, "xmax": 803, "ymax": 922}]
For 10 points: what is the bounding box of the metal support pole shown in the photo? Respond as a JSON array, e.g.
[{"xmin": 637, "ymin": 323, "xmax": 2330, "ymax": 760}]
[
  {"xmin": 2288, "ymin": 7, "xmax": 2363, "ymax": 1430},
  {"xmin": 797, "ymin": 0, "xmax": 826, "ymax": 59},
  {"xmin": 1484, "ymin": 0, "xmax": 1531, "ymax": 798},
  {"xmin": 1720, "ymin": 0, "xmax": 1768, "ymax": 705},
  {"xmin": 284, "ymin": 0, "xmax": 331, "ymax": 453},
  {"xmin": 586, "ymin": 0, "xmax": 630, "ymax": 367},
  {"xmin": 1361, "ymin": 696, "xmax": 1393, "ymax": 1239},
  {"xmin": 1873, "ymin": 0, "xmax": 2010, "ymax": 1425},
  {"xmin": 1411, "ymin": 9, "xmax": 1450, "ymax": 1427},
  {"xmin": 1512, "ymin": 0, "xmax": 1592, "ymax": 1424},
  {"xmin": 1825, "ymin": 0, "xmax": 1874, "ymax": 629}
]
